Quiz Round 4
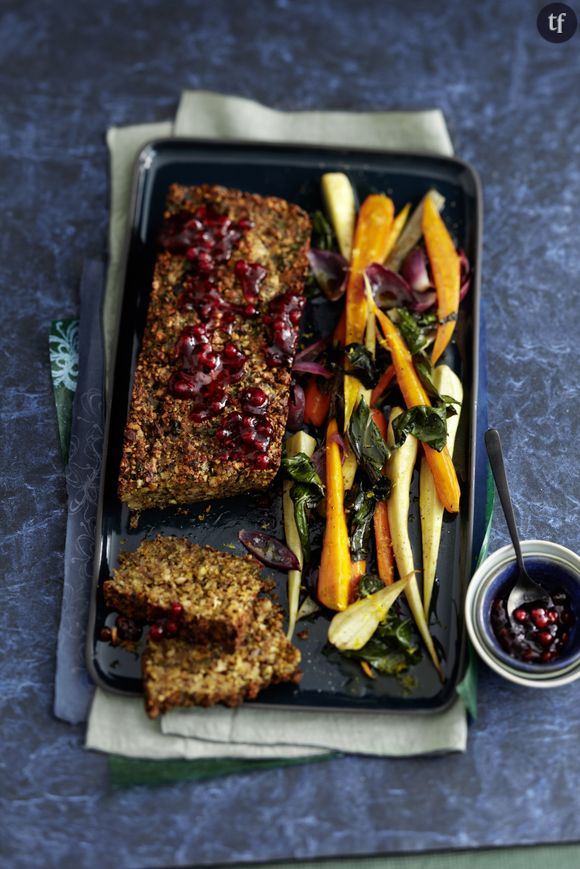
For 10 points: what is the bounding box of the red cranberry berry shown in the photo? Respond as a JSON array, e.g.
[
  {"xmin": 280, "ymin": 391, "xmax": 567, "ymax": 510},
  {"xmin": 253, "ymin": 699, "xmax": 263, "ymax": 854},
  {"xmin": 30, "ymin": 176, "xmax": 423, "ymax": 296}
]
[
  {"xmin": 211, "ymin": 395, "xmax": 228, "ymax": 414},
  {"xmin": 240, "ymin": 387, "xmax": 269, "ymax": 415},
  {"xmin": 255, "ymin": 454, "xmax": 271, "ymax": 470},
  {"xmin": 241, "ymin": 428, "xmax": 258, "ymax": 445},
  {"xmin": 149, "ymin": 623, "xmax": 165, "ymax": 641},
  {"xmin": 198, "ymin": 349, "xmax": 220, "ymax": 371},
  {"xmin": 170, "ymin": 602, "xmax": 184, "ymax": 618},
  {"xmin": 223, "ymin": 343, "xmax": 246, "ymax": 368},
  {"xmin": 191, "ymin": 408, "xmax": 212, "ymax": 423},
  {"xmin": 99, "ymin": 626, "xmax": 112, "ymax": 642},
  {"xmin": 254, "ymin": 433, "xmax": 270, "ymax": 453},
  {"xmin": 513, "ymin": 609, "xmax": 527, "ymax": 623},
  {"xmin": 256, "ymin": 421, "xmax": 274, "ymax": 436},
  {"xmin": 165, "ymin": 620, "xmax": 179, "ymax": 637},
  {"xmin": 185, "ymin": 217, "xmax": 203, "ymax": 232},
  {"xmin": 537, "ymin": 630, "xmax": 553, "ymax": 648},
  {"xmin": 197, "ymin": 251, "xmax": 214, "ymax": 273}
]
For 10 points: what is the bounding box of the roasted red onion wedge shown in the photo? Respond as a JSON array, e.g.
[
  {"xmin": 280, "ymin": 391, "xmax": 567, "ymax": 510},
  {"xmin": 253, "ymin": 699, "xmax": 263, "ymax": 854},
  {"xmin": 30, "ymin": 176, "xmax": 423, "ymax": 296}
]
[
  {"xmin": 307, "ymin": 249, "xmax": 348, "ymax": 301},
  {"xmin": 366, "ymin": 262, "xmax": 436, "ymax": 313},
  {"xmin": 238, "ymin": 530, "xmax": 301, "ymax": 571},
  {"xmin": 401, "ymin": 247, "xmax": 432, "ymax": 291},
  {"xmin": 287, "ymin": 382, "xmax": 305, "ymax": 431}
]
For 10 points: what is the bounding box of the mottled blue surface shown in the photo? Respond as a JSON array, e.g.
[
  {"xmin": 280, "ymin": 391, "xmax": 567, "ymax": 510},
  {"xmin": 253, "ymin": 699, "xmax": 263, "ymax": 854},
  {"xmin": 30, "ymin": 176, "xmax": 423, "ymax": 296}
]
[{"xmin": 2, "ymin": 0, "xmax": 580, "ymax": 866}]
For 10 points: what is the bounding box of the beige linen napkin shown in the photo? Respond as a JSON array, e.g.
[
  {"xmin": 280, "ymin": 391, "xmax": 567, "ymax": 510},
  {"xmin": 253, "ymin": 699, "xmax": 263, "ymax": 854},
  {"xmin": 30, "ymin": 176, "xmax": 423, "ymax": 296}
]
[{"xmin": 86, "ymin": 91, "xmax": 467, "ymax": 759}]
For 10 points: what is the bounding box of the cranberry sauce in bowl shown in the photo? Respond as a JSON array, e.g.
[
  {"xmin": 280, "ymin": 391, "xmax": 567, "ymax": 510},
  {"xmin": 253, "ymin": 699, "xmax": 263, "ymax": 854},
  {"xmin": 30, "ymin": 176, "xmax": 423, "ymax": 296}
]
[
  {"xmin": 465, "ymin": 541, "xmax": 580, "ymax": 687},
  {"xmin": 489, "ymin": 562, "xmax": 576, "ymax": 667}
]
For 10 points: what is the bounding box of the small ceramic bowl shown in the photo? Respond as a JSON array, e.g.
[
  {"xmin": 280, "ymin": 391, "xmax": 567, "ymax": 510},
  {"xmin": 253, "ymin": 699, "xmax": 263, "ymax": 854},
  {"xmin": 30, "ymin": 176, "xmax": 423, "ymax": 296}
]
[{"xmin": 465, "ymin": 540, "xmax": 580, "ymax": 687}]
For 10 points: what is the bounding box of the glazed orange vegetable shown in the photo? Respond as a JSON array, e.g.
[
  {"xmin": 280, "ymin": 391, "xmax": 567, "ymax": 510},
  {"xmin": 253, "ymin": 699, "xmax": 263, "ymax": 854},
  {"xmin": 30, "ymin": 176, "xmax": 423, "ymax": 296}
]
[
  {"xmin": 371, "ymin": 408, "xmax": 395, "ymax": 585},
  {"xmin": 317, "ymin": 418, "xmax": 351, "ymax": 611},
  {"xmin": 370, "ymin": 364, "xmax": 395, "ymax": 407},
  {"xmin": 349, "ymin": 559, "xmax": 367, "ymax": 603},
  {"xmin": 373, "ymin": 304, "xmax": 460, "ymax": 514},
  {"xmin": 303, "ymin": 378, "xmax": 331, "ymax": 428},
  {"xmin": 422, "ymin": 193, "xmax": 460, "ymax": 365},
  {"xmin": 344, "ymin": 195, "xmax": 394, "ymax": 426}
]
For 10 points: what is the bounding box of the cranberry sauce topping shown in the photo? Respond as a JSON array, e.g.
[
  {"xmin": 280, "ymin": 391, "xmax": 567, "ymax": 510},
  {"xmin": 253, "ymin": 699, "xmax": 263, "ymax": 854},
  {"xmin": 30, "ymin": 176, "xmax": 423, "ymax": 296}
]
[
  {"xmin": 215, "ymin": 410, "xmax": 274, "ymax": 470},
  {"xmin": 158, "ymin": 206, "xmax": 253, "ymax": 264},
  {"xmin": 491, "ymin": 589, "xmax": 575, "ymax": 664},
  {"xmin": 160, "ymin": 205, "xmax": 303, "ymax": 469},
  {"xmin": 263, "ymin": 292, "xmax": 305, "ymax": 367},
  {"xmin": 165, "ymin": 208, "xmax": 256, "ymax": 424},
  {"xmin": 234, "ymin": 259, "xmax": 268, "ymax": 302}
]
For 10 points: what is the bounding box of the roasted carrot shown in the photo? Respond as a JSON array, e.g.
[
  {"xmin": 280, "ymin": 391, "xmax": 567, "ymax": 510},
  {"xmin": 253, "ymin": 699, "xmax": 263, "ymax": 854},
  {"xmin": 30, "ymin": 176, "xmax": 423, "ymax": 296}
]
[
  {"xmin": 374, "ymin": 502, "xmax": 395, "ymax": 585},
  {"xmin": 372, "ymin": 303, "xmax": 460, "ymax": 514},
  {"xmin": 360, "ymin": 660, "xmax": 377, "ymax": 680},
  {"xmin": 344, "ymin": 194, "xmax": 395, "ymax": 427},
  {"xmin": 371, "ymin": 408, "xmax": 395, "ymax": 585},
  {"xmin": 370, "ymin": 364, "xmax": 395, "ymax": 407},
  {"xmin": 317, "ymin": 418, "xmax": 351, "ymax": 611},
  {"xmin": 349, "ymin": 558, "xmax": 367, "ymax": 603},
  {"xmin": 303, "ymin": 378, "xmax": 331, "ymax": 428},
  {"xmin": 422, "ymin": 193, "xmax": 460, "ymax": 364}
]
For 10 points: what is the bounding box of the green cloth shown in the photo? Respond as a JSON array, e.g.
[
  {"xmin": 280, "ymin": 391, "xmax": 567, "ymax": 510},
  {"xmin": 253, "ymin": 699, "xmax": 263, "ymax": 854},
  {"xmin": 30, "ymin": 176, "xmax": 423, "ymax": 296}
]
[{"xmin": 109, "ymin": 753, "xmax": 333, "ymax": 788}]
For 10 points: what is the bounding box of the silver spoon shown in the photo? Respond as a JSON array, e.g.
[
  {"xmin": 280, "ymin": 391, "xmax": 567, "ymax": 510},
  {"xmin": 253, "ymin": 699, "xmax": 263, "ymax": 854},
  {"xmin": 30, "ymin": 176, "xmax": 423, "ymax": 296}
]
[{"xmin": 484, "ymin": 428, "xmax": 553, "ymax": 620}]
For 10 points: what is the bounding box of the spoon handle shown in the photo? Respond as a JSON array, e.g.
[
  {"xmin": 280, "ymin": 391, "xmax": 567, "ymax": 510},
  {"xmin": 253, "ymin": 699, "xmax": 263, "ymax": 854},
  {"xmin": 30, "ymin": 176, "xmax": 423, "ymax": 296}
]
[{"xmin": 484, "ymin": 429, "xmax": 526, "ymax": 570}]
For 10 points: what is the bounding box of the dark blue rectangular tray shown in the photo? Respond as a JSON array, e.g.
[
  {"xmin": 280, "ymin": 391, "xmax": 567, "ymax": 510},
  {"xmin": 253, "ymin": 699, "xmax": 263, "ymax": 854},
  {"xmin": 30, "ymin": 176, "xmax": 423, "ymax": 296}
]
[{"xmin": 87, "ymin": 139, "xmax": 482, "ymax": 713}]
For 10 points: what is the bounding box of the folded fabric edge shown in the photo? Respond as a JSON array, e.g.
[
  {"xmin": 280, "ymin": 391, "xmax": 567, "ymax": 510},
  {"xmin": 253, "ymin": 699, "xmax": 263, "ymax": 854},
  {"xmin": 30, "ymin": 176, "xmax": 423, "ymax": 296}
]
[
  {"xmin": 160, "ymin": 698, "xmax": 468, "ymax": 756},
  {"xmin": 174, "ymin": 90, "xmax": 454, "ymax": 156}
]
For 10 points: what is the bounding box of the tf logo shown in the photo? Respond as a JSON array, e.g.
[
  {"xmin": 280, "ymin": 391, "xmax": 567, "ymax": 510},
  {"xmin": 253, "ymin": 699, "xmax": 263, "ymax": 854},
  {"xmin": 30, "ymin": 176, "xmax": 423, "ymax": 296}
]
[{"xmin": 537, "ymin": 3, "xmax": 578, "ymax": 42}]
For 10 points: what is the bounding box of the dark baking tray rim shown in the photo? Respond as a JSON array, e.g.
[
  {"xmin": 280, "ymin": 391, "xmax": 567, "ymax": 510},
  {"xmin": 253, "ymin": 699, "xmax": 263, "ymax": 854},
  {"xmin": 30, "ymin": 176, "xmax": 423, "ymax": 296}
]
[{"xmin": 86, "ymin": 138, "xmax": 483, "ymax": 715}]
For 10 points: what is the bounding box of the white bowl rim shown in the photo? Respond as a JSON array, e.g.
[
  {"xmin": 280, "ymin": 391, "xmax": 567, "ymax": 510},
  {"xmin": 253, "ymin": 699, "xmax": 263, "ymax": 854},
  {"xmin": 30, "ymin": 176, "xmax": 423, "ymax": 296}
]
[{"xmin": 465, "ymin": 539, "xmax": 580, "ymax": 688}]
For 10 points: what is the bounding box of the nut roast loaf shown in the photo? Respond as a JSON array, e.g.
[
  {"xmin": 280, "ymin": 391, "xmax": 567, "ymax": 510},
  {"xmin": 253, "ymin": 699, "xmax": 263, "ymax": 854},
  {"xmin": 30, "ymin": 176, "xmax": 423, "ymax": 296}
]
[{"xmin": 118, "ymin": 184, "xmax": 311, "ymax": 511}]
